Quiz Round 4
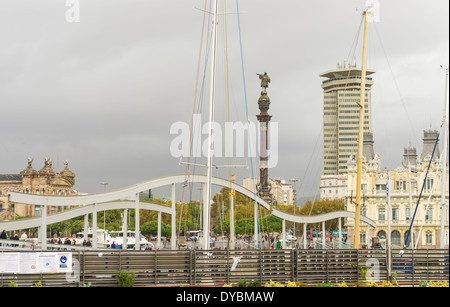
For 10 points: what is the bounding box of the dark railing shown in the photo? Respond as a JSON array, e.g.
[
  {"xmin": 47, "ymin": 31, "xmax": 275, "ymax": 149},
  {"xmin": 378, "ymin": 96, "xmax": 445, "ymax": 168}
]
[{"xmin": 0, "ymin": 249, "xmax": 448, "ymax": 287}]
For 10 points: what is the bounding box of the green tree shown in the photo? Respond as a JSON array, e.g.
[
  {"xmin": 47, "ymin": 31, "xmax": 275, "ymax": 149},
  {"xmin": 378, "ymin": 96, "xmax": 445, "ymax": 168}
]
[
  {"xmin": 296, "ymin": 198, "xmax": 345, "ymax": 230},
  {"xmin": 140, "ymin": 220, "xmax": 171, "ymax": 237}
]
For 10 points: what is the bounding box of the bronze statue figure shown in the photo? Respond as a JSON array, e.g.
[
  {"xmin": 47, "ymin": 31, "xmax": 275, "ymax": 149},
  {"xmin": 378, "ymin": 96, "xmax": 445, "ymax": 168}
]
[{"xmin": 257, "ymin": 72, "xmax": 271, "ymax": 92}]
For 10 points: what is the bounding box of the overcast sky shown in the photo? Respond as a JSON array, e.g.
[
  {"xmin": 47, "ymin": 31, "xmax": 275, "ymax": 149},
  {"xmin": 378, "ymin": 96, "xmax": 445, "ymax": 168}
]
[{"xmin": 1, "ymin": 0, "xmax": 448, "ymax": 202}]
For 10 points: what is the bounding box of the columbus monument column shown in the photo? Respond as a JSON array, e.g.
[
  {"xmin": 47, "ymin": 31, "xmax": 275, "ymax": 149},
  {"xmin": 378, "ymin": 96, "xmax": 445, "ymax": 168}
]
[{"xmin": 256, "ymin": 72, "xmax": 272, "ymax": 204}]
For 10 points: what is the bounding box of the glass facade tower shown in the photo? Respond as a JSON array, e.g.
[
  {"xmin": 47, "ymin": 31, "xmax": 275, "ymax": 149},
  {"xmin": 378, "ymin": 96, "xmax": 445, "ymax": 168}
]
[{"xmin": 320, "ymin": 66, "xmax": 375, "ymax": 175}]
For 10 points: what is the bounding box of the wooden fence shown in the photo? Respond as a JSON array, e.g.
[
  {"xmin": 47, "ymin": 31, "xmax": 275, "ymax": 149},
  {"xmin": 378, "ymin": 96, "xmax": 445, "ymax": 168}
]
[{"xmin": 0, "ymin": 249, "xmax": 448, "ymax": 287}]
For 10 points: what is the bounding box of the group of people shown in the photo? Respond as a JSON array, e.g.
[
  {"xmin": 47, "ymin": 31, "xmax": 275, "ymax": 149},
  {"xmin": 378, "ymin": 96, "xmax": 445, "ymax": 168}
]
[
  {"xmin": 48, "ymin": 237, "xmax": 93, "ymax": 247},
  {"xmin": 1, "ymin": 230, "xmax": 29, "ymax": 247},
  {"xmin": 1, "ymin": 230, "xmax": 11, "ymax": 240},
  {"xmin": 1, "ymin": 230, "xmax": 28, "ymax": 241}
]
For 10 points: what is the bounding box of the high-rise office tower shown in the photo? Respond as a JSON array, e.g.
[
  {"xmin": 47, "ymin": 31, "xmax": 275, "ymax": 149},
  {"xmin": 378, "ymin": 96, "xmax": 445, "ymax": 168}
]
[{"xmin": 320, "ymin": 65, "xmax": 375, "ymax": 175}]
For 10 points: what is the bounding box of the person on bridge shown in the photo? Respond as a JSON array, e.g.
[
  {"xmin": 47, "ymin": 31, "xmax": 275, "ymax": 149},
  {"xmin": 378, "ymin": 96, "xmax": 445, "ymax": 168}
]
[
  {"xmin": 0, "ymin": 230, "xmax": 7, "ymax": 240},
  {"xmin": 20, "ymin": 232, "xmax": 28, "ymax": 241}
]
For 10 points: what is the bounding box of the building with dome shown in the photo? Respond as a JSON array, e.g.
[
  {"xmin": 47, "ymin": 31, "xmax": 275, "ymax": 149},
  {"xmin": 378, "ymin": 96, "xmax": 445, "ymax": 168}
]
[{"xmin": 0, "ymin": 158, "xmax": 78, "ymax": 221}]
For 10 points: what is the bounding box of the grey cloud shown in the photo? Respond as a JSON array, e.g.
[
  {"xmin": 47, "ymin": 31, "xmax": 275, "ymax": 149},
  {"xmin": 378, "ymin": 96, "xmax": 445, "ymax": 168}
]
[{"xmin": 0, "ymin": 0, "xmax": 448, "ymax": 198}]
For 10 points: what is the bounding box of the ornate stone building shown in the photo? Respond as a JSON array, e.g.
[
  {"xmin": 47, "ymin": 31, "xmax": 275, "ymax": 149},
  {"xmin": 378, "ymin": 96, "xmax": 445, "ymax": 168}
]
[
  {"xmin": 320, "ymin": 132, "xmax": 376, "ymax": 200},
  {"xmin": 0, "ymin": 158, "xmax": 77, "ymax": 221},
  {"xmin": 345, "ymin": 130, "xmax": 449, "ymax": 249}
]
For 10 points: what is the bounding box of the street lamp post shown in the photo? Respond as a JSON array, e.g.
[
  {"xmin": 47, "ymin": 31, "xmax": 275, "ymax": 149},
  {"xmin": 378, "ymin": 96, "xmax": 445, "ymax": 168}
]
[
  {"xmin": 100, "ymin": 182, "xmax": 109, "ymax": 192},
  {"xmin": 100, "ymin": 182, "xmax": 109, "ymax": 229},
  {"xmin": 290, "ymin": 178, "xmax": 299, "ymax": 236}
]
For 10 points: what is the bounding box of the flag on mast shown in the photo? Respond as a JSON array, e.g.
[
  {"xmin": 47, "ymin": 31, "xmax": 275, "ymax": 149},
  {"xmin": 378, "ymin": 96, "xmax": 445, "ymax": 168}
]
[
  {"xmin": 230, "ymin": 174, "xmax": 236, "ymax": 195},
  {"xmin": 386, "ymin": 177, "xmax": 389, "ymax": 196}
]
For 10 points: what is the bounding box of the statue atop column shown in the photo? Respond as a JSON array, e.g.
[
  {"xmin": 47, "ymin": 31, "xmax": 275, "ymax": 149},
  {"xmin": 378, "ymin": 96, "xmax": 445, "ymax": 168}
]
[{"xmin": 257, "ymin": 72, "xmax": 271, "ymax": 93}]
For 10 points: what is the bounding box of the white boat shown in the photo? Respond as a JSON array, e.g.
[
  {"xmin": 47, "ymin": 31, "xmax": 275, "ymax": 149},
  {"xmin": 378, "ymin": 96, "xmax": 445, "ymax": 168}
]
[
  {"xmin": 75, "ymin": 228, "xmax": 111, "ymax": 247},
  {"xmin": 272, "ymin": 234, "xmax": 298, "ymax": 249},
  {"xmin": 109, "ymin": 230, "xmax": 154, "ymax": 250},
  {"xmin": 285, "ymin": 234, "xmax": 297, "ymax": 242}
]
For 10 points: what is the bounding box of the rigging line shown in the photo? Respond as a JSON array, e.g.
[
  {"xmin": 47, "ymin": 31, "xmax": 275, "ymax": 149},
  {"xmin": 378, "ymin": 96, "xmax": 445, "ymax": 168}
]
[
  {"xmin": 339, "ymin": 13, "xmax": 365, "ymax": 86},
  {"xmin": 320, "ymin": 14, "xmax": 370, "ymax": 220},
  {"xmin": 221, "ymin": 1, "xmax": 239, "ymax": 244},
  {"xmin": 296, "ymin": 125, "xmax": 323, "ymax": 210},
  {"xmin": 184, "ymin": 0, "xmax": 211, "ymax": 204},
  {"xmin": 184, "ymin": 1, "xmax": 215, "ymax": 240},
  {"xmin": 373, "ymin": 23, "xmax": 418, "ymax": 141},
  {"xmin": 307, "ymin": 146, "xmax": 324, "ymax": 218},
  {"xmin": 187, "ymin": 2, "xmax": 214, "ymax": 205},
  {"xmin": 185, "ymin": 0, "xmax": 208, "ymax": 179},
  {"xmin": 178, "ymin": 0, "xmax": 209, "ymax": 240},
  {"xmin": 403, "ymin": 131, "xmax": 440, "ymax": 250},
  {"xmin": 346, "ymin": 14, "xmax": 365, "ymax": 67},
  {"xmin": 308, "ymin": 181, "xmax": 323, "ymax": 218},
  {"xmin": 222, "ymin": 0, "xmax": 233, "ymax": 185},
  {"xmin": 236, "ymin": 0, "xmax": 261, "ymax": 247},
  {"xmin": 414, "ymin": 170, "xmax": 439, "ymax": 249},
  {"xmin": 308, "ymin": 157, "xmax": 323, "ymax": 203},
  {"xmin": 320, "ymin": 15, "xmax": 366, "ymax": 188}
]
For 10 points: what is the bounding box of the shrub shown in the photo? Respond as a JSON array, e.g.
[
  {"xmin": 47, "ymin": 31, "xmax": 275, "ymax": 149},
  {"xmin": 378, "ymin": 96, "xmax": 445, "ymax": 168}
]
[
  {"xmin": 247, "ymin": 280, "xmax": 261, "ymax": 287},
  {"xmin": 116, "ymin": 270, "xmax": 136, "ymax": 287},
  {"xmin": 237, "ymin": 279, "xmax": 247, "ymax": 287},
  {"xmin": 313, "ymin": 282, "xmax": 335, "ymax": 287}
]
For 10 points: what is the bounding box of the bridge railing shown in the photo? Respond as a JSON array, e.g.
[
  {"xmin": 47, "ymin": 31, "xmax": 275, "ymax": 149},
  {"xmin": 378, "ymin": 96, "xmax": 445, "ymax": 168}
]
[
  {"xmin": 0, "ymin": 239, "xmax": 109, "ymax": 252},
  {"xmin": 0, "ymin": 249, "xmax": 448, "ymax": 287},
  {"xmin": 0, "ymin": 239, "xmax": 36, "ymax": 250}
]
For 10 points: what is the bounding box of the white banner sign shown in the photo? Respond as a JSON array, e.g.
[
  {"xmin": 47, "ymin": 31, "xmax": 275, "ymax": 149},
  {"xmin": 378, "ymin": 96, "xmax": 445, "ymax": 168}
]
[{"xmin": 0, "ymin": 252, "xmax": 72, "ymax": 274}]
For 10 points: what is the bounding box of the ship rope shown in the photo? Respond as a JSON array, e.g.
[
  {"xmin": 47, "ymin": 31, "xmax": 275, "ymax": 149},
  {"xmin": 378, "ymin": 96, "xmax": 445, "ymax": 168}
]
[{"xmin": 403, "ymin": 131, "xmax": 440, "ymax": 251}]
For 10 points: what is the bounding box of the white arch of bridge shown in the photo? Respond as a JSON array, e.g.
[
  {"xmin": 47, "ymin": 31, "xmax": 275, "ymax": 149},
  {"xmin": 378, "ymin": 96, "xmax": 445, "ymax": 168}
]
[{"xmin": 4, "ymin": 174, "xmax": 375, "ymax": 250}]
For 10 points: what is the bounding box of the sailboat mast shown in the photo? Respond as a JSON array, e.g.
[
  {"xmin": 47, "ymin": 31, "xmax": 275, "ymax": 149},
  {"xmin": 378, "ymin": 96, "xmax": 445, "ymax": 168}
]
[
  {"xmin": 354, "ymin": 11, "xmax": 369, "ymax": 249},
  {"xmin": 440, "ymin": 67, "xmax": 449, "ymax": 249},
  {"xmin": 203, "ymin": 0, "xmax": 219, "ymax": 251}
]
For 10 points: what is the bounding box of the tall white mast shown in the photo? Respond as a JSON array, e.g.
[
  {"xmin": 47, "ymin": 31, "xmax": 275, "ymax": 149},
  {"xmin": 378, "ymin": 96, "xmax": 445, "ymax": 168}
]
[
  {"xmin": 203, "ymin": 0, "xmax": 218, "ymax": 250},
  {"xmin": 440, "ymin": 67, "xmax": 449, "ymax": 249}
]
